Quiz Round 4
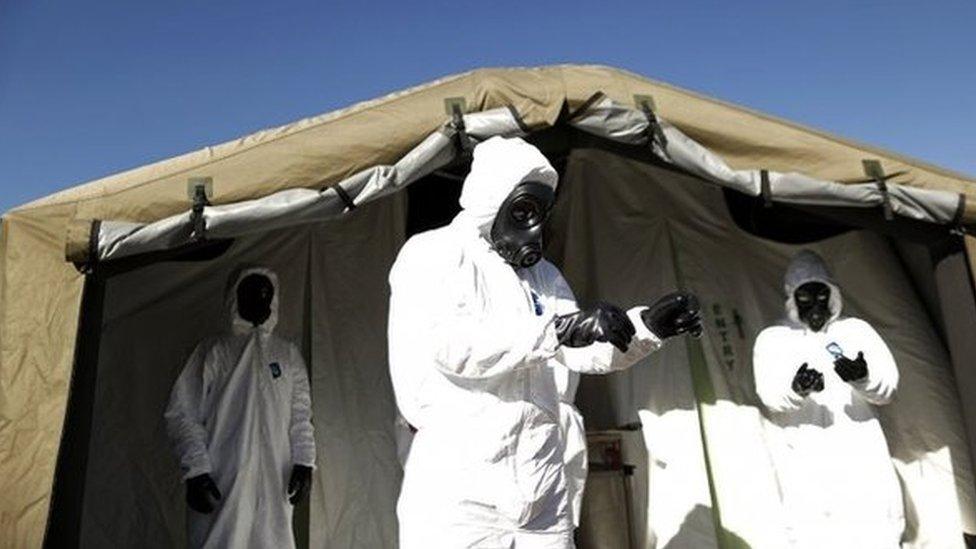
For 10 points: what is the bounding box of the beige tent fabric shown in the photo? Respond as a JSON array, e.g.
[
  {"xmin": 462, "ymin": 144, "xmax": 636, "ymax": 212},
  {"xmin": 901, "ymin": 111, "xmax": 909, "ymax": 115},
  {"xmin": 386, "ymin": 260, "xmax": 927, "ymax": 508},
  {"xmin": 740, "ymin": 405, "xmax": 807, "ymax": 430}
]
[
  {"xmin": 0, "ymin": 208, "xmax": 84, "ymax": 548},
  {"xmin": 2, "ymin": 64, "xmax": 975, "ymax": 546},
  {"xmin": 11, "ymin": 65, "xmax": 976, "ymax": 225}
]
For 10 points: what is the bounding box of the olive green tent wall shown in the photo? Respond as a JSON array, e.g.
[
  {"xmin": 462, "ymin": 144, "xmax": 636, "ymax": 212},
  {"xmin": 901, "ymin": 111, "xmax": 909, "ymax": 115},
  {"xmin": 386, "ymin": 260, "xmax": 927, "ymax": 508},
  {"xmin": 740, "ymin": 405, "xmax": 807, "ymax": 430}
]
[{"xmin": 2, "ymin": 64, "xmax": 976, "ymax": 547}]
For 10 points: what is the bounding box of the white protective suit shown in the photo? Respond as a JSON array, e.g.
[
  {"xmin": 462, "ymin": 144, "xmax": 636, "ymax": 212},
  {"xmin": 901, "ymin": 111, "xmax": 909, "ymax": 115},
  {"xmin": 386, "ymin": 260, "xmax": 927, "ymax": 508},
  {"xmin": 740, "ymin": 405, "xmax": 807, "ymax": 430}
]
[
  {"xmin": 554, "ymin": 365, "xmax": 587, "ymax": 529},
  {"xmin": 164, "ymin": 267, "xmax": 316, "ymax": 549},
  {"xmin": 394, "ymin": 412, "xmax": 416, "ymax": 469},
  {"xmin": 388, "ymin": 136, "xmax": 662, "ymax": 548},
  {"xmin": 753, "ymin": 251, "xmax": 905, "ymax": 548}
]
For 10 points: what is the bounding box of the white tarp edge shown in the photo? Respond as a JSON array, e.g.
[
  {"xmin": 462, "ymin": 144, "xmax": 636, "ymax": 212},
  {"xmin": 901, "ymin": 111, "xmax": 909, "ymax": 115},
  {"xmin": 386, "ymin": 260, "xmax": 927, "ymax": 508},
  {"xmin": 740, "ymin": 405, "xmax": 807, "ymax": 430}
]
[
  {"xmin": 95, "ymin": 97, "xmax": 960, "ymax": 264},
  {"xmin": 96, "ymin": 108, "xmax": 524, "ymax": 262},
  {"xmin": 569, "ymin": 94, "xmax": 962, "ymax": 224}
]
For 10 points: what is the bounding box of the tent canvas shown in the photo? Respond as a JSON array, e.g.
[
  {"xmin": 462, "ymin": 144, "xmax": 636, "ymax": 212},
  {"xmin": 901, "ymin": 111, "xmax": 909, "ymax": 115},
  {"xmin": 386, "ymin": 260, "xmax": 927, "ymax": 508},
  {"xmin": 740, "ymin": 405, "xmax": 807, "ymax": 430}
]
[{"xmin": 2, "ymin": 64, "xmax": 975, "ymax": 547}]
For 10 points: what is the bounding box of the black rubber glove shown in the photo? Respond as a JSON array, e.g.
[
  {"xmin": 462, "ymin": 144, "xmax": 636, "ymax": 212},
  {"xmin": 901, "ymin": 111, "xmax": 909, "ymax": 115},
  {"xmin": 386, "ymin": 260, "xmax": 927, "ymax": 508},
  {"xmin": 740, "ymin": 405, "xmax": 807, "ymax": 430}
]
[
  {"xmin": 288, "ymin": 464, "xmax": 313, "ymax": 505},
  {"xmin": 555, "ymin": 301, "xmax": 636, "ymax": 352},
  {"xmin": 791, "ymin": 363, "xmax": 825, "ymax": 397},
  {"xmin": 186, "ymin": 473, "xmax": 222, "ymax": 514},
  {"xmin": 834, "ymin": 351, "xmax": 868, "ymax": 382},
  {"xmin": 640, "ymin": 291, "xmax": 703, "ymax": 339}
]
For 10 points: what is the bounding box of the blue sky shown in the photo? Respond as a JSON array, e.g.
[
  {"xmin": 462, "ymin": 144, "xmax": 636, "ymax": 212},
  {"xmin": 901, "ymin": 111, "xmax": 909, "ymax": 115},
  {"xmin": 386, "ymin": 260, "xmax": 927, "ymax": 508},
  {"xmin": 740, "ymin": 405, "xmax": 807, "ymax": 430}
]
[{"xmin": 1, "ymin": 0, "xmax": 973, "ymax": 213}]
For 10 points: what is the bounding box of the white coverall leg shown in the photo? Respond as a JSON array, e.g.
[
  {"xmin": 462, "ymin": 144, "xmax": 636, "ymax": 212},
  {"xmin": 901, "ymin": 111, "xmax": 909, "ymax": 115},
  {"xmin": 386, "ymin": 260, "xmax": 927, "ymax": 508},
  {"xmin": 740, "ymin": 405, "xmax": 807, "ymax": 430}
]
[
  {"xmin": 388, "ymin": 136, "xmax": 662, "ymax": 549},
  {"xmin": 164, "ymin": 267, "xmax": 316, "ymax": 549},
  {"xmin": 554, "ymin": 366, "xmax": 587, "ymax": 529},
  {"xmin": 753, "ymin": 252, "xmax": 905, "ymax": 549}
]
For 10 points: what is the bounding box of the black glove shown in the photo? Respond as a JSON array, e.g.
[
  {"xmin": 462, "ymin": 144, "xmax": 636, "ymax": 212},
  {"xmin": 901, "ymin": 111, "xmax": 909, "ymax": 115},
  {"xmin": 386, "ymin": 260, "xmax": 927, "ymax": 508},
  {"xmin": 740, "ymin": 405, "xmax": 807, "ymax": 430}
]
[
  {"xmin": 834, "ymin": 351, "xmax": 868, "ymax": 382},
  {"xmin": 555, "ymin": 301, "xmax": 636, "ymax": 352},
  {"xmin": 287, "ymin": 464, "xmax": 313, "ymax": 505},
  {"xmin": 791, "ymin": 363, "xmax": 825, "ymax": 397},
  {"xmin": 186, "ymin": 473, "xmax": 222, "ymax": 514},
  {"xmin": 640, "ymin": 291, "xmax": 703, "ymax": 339}
]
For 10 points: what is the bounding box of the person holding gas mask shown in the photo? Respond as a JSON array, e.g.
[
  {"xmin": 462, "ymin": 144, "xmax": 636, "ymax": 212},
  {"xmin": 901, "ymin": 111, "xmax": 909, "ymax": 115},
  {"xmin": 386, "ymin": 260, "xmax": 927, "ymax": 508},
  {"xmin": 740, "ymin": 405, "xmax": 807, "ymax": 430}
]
[
  {"xmin": 164, "ymin": 267, "xmax": 315, "ymax": 548},
  {"xmin": 753, "ymin": 250, "xmax": 904, "ymax": 548},
  {"xmin": 387, "ymin": 136, "xmax": 702, "ymax": 548}
]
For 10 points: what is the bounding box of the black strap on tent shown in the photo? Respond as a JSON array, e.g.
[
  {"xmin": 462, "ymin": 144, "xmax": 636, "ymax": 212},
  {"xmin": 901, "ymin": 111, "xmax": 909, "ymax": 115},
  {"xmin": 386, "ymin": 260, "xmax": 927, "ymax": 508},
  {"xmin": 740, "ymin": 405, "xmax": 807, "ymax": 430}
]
[
  {"xmin": 952, "ymin": 193, "xmax": 968, "ymax": 234},
  {"xmin": 76, "ymin": 219, "xmax": 102, "ymax": 274},
  {"xmin": 506, "ymin": 104, "xmax": 531, "ymax": 134},
  {"xmin": 635, "ymin": 94, "xmax": 668, "ymax": 155},
  {"xmin": 863, "ymin": 159, "xmax": 895, "ymax": 221},
  {"xmin": 445, "ymin": 98, "xmax": 473, "ymax": 155},
  {"xmin": 331, "ymin": 183, "xmax": 356, "ymax": 212},
  {"xmin": 189, "ymin": 179, "xmax": 212, "ymax": 241},
  {"xmin": 760, "ymin": 170, "xmax": 773, "ymax": 208}
]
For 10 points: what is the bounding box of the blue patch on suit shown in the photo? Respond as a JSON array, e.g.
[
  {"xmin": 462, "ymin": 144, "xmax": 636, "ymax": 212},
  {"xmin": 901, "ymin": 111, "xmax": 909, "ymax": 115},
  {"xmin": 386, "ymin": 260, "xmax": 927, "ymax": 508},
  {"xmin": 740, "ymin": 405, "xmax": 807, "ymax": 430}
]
[
  {"xmin": 269, "ymin": 362, "xmax": 282, "ymax": 379},
  {"xmin": 530, "ymin": 291, "xmax": 544, "ymax": 316}
]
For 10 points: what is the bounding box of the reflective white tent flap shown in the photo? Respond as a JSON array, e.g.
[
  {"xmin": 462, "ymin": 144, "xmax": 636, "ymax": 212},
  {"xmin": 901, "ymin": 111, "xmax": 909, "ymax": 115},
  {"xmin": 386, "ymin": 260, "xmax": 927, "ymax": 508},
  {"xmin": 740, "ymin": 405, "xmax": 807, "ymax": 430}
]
[{"xmin": 93, "ymin": 98, "xmax": 962, "ymax": 265}]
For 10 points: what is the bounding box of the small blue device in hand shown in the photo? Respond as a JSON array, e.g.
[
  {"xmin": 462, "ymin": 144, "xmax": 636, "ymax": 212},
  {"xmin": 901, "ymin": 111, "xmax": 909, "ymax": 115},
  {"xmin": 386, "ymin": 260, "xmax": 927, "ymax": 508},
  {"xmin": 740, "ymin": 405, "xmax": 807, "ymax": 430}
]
[{"xmin": 825, "ymin": 342, "xmax": 845, "ymax": 359}]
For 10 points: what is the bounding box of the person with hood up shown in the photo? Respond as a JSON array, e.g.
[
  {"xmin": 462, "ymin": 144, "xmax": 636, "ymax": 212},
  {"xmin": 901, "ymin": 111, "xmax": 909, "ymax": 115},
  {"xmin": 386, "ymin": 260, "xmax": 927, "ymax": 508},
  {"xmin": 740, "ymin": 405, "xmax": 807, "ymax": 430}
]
[
  {"xmin": 753, "ymin": 250, "xmax": 904, "ymax": 548},
  {"xmin": 388, "ymin": 136, "xmax": 702, "ymax": 548},
  {"xmin": 165, "ymin": 267, "xmax": 316, "ymax": 549}
]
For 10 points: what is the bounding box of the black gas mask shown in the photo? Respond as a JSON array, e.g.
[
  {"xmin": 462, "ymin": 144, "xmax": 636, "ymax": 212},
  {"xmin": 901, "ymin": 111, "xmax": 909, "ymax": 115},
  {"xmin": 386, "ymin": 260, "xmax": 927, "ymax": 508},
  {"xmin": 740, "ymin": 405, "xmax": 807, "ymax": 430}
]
[
  {"xmin": 490, "ymin": 181, "xmax": 555, "ymax": 268},
  {"xmin": 794, "ymin": 281, "xmax": 831, "ymax": 332},
  {"xmin": 237, "ymin": 273, "xmax": 274, "ymax": 327}
]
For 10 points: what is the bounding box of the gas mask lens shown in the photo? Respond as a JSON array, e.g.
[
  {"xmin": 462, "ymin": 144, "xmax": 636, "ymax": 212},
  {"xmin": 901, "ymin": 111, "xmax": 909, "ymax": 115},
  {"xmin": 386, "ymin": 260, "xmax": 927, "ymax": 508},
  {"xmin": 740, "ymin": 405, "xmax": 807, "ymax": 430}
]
[
  {"xmin": 510, "ymin": 197, "xmax": 543, "ymax": 226},
  {"xmin": 490, "ymin": 181, "xmax": 555, "ymax": 268}
]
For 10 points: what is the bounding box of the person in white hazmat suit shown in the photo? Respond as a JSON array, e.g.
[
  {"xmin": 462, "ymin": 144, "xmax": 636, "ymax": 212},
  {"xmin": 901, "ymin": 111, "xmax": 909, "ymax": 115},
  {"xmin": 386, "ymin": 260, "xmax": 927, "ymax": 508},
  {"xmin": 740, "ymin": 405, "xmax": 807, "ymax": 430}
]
[
  {"xmin": 753, "ymin": 250, "xmax": 904, "ymax": 548},
  {"xmin": 164, "ymin": 267, "xmax": 316, "ymax": 549},
  {"xmin": 388, "ymin": 136, "xmax": 703, "ymax": 548},
  {"xmin": 554, "ymin": 365, "xmax": 587, "ymax": 529}
]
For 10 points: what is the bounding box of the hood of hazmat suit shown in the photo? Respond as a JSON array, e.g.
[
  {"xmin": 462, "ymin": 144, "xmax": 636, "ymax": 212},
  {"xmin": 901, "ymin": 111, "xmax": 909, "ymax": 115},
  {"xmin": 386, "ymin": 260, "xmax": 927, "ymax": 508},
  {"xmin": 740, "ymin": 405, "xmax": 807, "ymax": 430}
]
[
  {"xmin": 164, "ymin": 267, "xmax": 315, "ymax": 549},
  {"xmin": 752, "ymin": 251, "xmax": 904, "ymax": 549},
  {"xmin": 388, "ymin": 136, "xmax": 662, "ymax": 548}
]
